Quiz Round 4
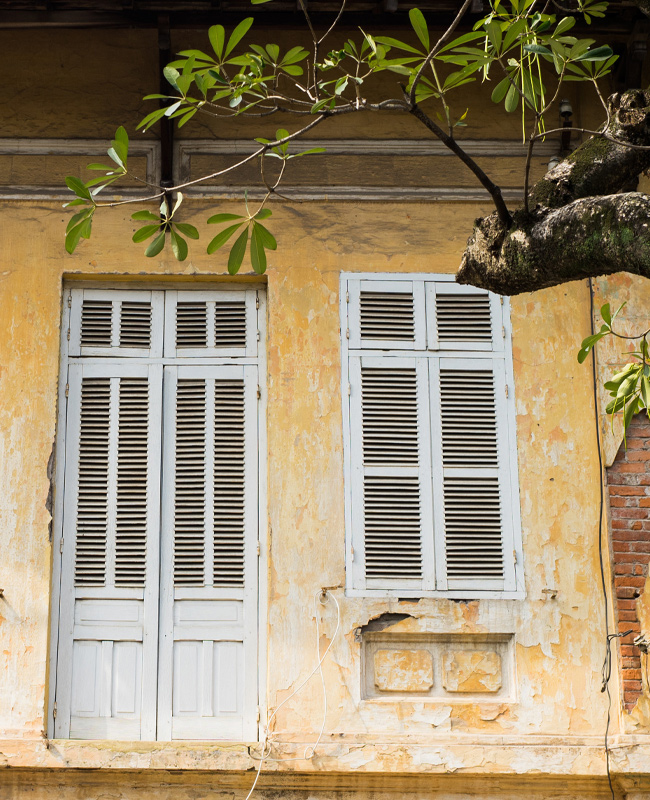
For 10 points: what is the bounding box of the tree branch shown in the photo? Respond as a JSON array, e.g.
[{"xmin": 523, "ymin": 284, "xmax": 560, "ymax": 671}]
[
  {"xmin": 410, "ymin": 103, "xmax": 512, "ymax": 226},
  {"xmin": 457, "ymin": 193, "xmax": 650, "ymax": 295}
]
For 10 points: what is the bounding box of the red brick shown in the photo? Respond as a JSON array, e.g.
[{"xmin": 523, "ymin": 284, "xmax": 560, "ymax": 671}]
[
  {"xmin": 631, "ymin": 425, "xmax": 650, "ymax": 437},
  {"xmin": 639, "ymin": 498, "xmax": 650, "ymax": 507},
  {"xmin": 624, "ymin": 450, "xmax": 650, "ymax": 462},
  {"xmin": 610, "ymin": 486, "xmax": 647, "ymax": 496},
  {"xmin": 615, "ymin": 553, "xmax": 650, "ymax": 563},
  {"xmin": 612, "ymin": 531, "xmax": 650, "ymax": 541},
  {"xmin": 611, "ymin": 497, "xmax": 633, "ymax": 507},
  {"xmin": 617, "ymin": 586, "xmax": 639, "ymax": 598},
  {"xmin": 614, "ymin": 508, "xmax": 648, "ymax": 519},
  {"xmin": 609, "ymin": 462, "xmax": 644, "ymax": 474},
  {"xmin": 615, "ymin": 576, "xmax": 646, "ymax": 587},
  {"xmin": 617, "ymin": 598, "xmax": 638, "ymax": 610},
  {"xmin": 615, "ymin": 564, "xmax": 635, "ymax": 575},
  {"xmin": 619, "ymin": 610, "xmax": 640, "ymax": 620},
  {"xmin": 622, "ymin": 668, "xmax": 643, "ymax": 680},
  {"xmin": 622, "ymin": 657, "xmax": 641, "ymax": 668},
  {"xmin": 621, "ymin": 644, "xmax": 641, "ymax": 655},
  {"xmin": 638, "ymin": 475, "xmax": 650, "ymax": 485},
  {"xmin": 623, "ymin": 680, "xmax": 643, "ymax": 691},
  {"xmin": 628, "ymin": 542, "xmax": 650, "ymax": 554},
  {"xmin": 613, "ymin": 519, "xmax": 636, "ymax": 529},
  {"xmin": 608, "ymin": 476, "xmax": 643, "ymax": 487}
]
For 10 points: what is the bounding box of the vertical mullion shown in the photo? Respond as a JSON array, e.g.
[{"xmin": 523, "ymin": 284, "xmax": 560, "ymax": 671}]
[
  {"xmin": 416, "ymin": 357, "xmax": 435, "ymax": 591},
  {"xmin": 105, "ymin": 377, "xmax": 119, "ymax": 588},
  {"xmin": 141, "ymin": 362, "xmax": 162, "ymax": 740},
  {"xmin": 206, "ymin": 301, "xmax": 216, "ymax": 351},
  {"xmin": 429, "ymin": 357, "xmax": 448, "ymax": 590},
  {"xmin": 348, "ymin": 355, "xmax": 365, "ymax": 590},
  {"xmin": 110, "ymin": 301, "xmax": 121, "ymax": 349},
  {"xmin": 205, "ymin": 377, "xmax": 215, "ymax": 587}
]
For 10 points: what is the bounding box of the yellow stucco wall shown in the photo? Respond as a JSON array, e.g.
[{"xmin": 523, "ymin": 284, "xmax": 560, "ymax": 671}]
[{"xmin": 1, "ymin": 20, "xmax": 650, "ymax": 800}]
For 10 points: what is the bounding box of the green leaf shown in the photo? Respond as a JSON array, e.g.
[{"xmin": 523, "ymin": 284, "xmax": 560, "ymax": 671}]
[
  {"xmin": 255, "ymin": 222, "xmax": 277, "ymax": 250},
  {"xmin": 576, "ymin": 44, "xmax": 613, "ymax": 62},
  {"xmin": 145, "ymin": 232, "xmax": 166, "ymax": 257},
  {"xmin": 504, "ymin": 82, "xmax": 519, "ymax": 112},
  {"xmin": 555, "ymin": 16, "xmax": 576, "ymax": 36},
  {"xmin": 174, "ymin": 222, "xmax": 200, "ymax": 239},
  {"xmin": 171, "ymin": 229, "xmax": 189, "ymax": 261},
  {"xmin": 132, "ymin": 224, "xmax": 161, "ymax": 243},
  {"xmin": 641, "ymin": 375, "xmax": 650, "ymax": 409},
  {"xmin": 112, "ymin": 126, "xmax": 129, "ymax": 165},
  {"xmin": 491, "ymin": 76, "xmax": 511, "ymax": 104},
  {"xmin": 132, "ymin": 210, "xmax": 160, "ymax": 221},
  {"xmin": 373, "ymin": 35, "xmax": 424, "ymax": 55},
  {"xmin": 250, "ymin": 225, "xmax": 267, "ymax": 274},
  {"xmin": 600, "ymin": 302, "xmax": 612, "ymax": 325},
  {"xmin": 409, "ymin": 8, "xmax": 429, "ymax": 51},
  {"xmin": 486, "ymin": 20, "xmax": 502, "ymax": 52},
  {"xmin": 177, "ymin": 108, "xmax": 198, "ymax": 128},
  {"xmin": 207, "ymin": 212, "xmax": 245, "ymax": 224},
  {"xmin": 65, "ymin": 176, "xmax": 92, "ymax": 201},
  {"xmin": 163, "ymin": 66, "xmax": 180, "ymax": 89},
  {"xmin": 107, "ymin": 147, "xmax": 124, "ymax": 169},
  {"xmin": 209, "ymin": 24, "xmax": 225, "ymax": 58},
  {"xmin": 280, "ymin": 46, "xmax": 309, "ymax": 65},
  {"xmin": 86, "ymin": 163, "xmax": 116, "ymax": 171},
  {"xmin": 227, "ymin": 227, "xmax": 249, "ymax": 275},
  {"xmin": 137, "ymin": 107, "xmax": 168, "ymax": 131},
  {"xmin": 254, "ymin": 208, "xmax": 272, "ymax": 220},
  {"xmin": 66, "ymin": 209, "xmax": 90, "ymax": 234},
  {"xmin": 292, "ymin": 147, "xmax": 326, "ymax": 157},
  {"xmin": 265, "ymin": 43, "xmax": 280, "ymax": 62},
  {"xmin": 502, "ymin": 18, "xmax": 527, "ymax": 52},
  {"xmin": 65, "ymin": 221, "xmax": 88, "ymax": 254},
  {"xmin": 225, "ymin": 17, "xmax": 254, "ymax": 58},
  {"xmin": 624, "ymin": 395, "xmax": 640, "ymax": 431},
  {"xmin": 207, "ymin": 222, "xmax": 244, "ymax": 254},
  {"xmin": 281, "ymin": 65, "xmax": 304, "ymax": 76},
  {"xmin": 523, "ymin": 43, "xmax": 552, "ymax": 56},
  {"xmin": 311, "ymin": 97, "xmax": 332, "ymax": 113}
]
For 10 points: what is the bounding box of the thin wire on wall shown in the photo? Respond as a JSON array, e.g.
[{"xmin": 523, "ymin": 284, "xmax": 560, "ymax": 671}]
[{"xmin": 242, "ymin": 589, "xmax": 341, "ymax": 800}]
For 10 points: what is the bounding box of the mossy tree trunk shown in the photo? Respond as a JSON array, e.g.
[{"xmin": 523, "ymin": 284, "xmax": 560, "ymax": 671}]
[{"xmin": 456, "ymin": 89, "xmax": 650, "ymax": 295}]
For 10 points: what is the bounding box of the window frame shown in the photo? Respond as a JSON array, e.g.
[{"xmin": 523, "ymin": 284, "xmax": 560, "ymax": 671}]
[
  {"xmin": 341, "ymin": 272, "xmax": 524, "ymax": 600},
  {"xmin": 47, "ymin": 281, "xmax": 268, "ymax": 741}
]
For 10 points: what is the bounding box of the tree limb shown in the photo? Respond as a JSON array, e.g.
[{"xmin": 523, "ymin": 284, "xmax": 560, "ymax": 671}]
[{"xmin": 457, "ymin": 192, "xmax": 650, "ymax": 295}]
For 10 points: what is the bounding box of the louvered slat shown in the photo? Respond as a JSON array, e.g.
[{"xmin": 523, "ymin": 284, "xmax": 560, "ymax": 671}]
[
  {"xmin": 119, "ymin": 302, "xmax": 152, "ymax": 349},
  {"xmin": 176, "ymin": 302, "xmax": 208, "ymax": 348},
  {"xmin": 362, "ymin": 367, "xmax": 418, "ymax": 464},
  {"xmin": 360, "ymin": 292, "xmax": 414, "ymax": 341},
  {"xmin": 364, "ymin": 477, "xmax": 422, "ymax": 579},
  {"xmin": 440, "ymin": 370, "xmax": 498, "ymax": 467},
  {"xmin": 115, "ymin": 378, "xmax": 148, "ymax": 586},
  {"xmin": 75, "ymin": 378, "xmax": 110, "ymax": 585},
  {"xmin": 81, "ymin": 300, "xmax": 112, "ymax": 347},
  {"xmin": 174, "ymin": 379, "xmax": 206, "ymax": 585},
  {"xmin": 436, "ymin": 293, "xmax": 492, "ymax": 342},
  {"xmin": 444, "ymin": 476, "xmax": 503, "ymax": 579},
  {"xmin": 215, "ymin": 302, "xmax": 246, "ymax": 348},
  {"xmin": 214, "ymin": 380, "xmax": 245, "ymax": 586}
]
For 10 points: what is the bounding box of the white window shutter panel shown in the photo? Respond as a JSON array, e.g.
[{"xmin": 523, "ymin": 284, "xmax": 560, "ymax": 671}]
[
  {"xmin": 425, "ymin": 282, "xmax": 503, "ymax": 352},
  {"xmin": 163, "ymin": 290, "xmax": 257, "ymax": 358},
  {"xmin": 69, "ymin": 288, "xmax": 164, "ymax": 358},
  {"xmin": 55, "ymin": 361, "xmax": 162, "ymax": 740},
  {"xmin": 157, "ymin": 364, "xmax": 258, "ymax": 741},
  {"xmin": 348, "ymin": 279, "xmax": 425, "ymax": 350},
  {"xmin": 349, "ymin": 355, "xmax": 434, "ymax": 591},
  {"xmin": 431, "ymin": 356, "xmax": 513, "ymax": 591}
]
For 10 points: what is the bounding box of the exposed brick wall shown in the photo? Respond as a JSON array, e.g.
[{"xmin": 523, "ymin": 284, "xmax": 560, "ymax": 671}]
[{"xmin": 607, "ymin": 413, "xmax": 650, "ymax": 711}]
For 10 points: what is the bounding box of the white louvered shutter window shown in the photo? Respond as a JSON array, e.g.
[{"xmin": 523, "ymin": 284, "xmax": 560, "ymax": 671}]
[
  {"xmin": 69, "ymin": 289, "xmax": 164, "ymax": 358},
  {"xmin": 53, "ymin": 286, "xmax": 262, "ymax": 742},
  {"xmin": 345, "ymin": 275, "xmax": 521, "ymax": 597},
  {"xmin": 164, "ymin": 289, "xmax": 258, "ymax": 358}
]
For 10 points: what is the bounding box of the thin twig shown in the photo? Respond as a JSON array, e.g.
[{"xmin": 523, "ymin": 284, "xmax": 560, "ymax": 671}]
[{"xmin": 318, "ymin": 0, "xmax": 347, "ymax": 46}]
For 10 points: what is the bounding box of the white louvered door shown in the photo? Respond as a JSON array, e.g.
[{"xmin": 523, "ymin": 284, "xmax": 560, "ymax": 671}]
[
  {"xmin": 54, "ymin": 287, "xmax": 262, "ymax": 741},
  {"xmin": 157, "ymin": 364, "xmax": 258, "ymax": 741},
  {"xmin": 55, "ymin": 361, "xmax": 162, "ymax": 739}
]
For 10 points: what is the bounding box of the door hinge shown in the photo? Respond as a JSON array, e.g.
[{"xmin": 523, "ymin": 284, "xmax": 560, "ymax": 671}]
[
  {"xmin": 513, "ymin": 549, "xmax": 517, "ymax": 564},
  {"xmin": 256, "ymin": 293, "xmax": 260, "ymax": 310},
  {"xmin": 67, "ymin": 294, "xmax": 72, "ymax": 308},
  {"xmin": 257, "ymin": 330, "xmax": 260, "ymax": 342},
  {"xmin": 256, "ymin": 705, "xmax": 261, "ymax": 723},
  {"xmin": 65, "ymin": 383, "xmax": 69, "ymax": 398},
  {"xmin": 52, "ymin": 702, "xmax": 57, "ymax": 718},
  {"xmin": 256, "ymin": 541, "xmax": 261, "ymax": 556},
  {"xmin": 346, "ymin": 328, "xmax": 350, "ymax": 340},
  {"xmin": 66, "ymin": 328, "xmax": 71, "ymax": 341},
  {"xmin": 502, "ymin": 325, "xmax": 506, "ymax": 339},
  {"xmin": 350, "ymin": 546, "xmax": 355, "ymax": 561},
  {"xmin": 347, "ymin": 382, "xmax": 351, "ymax": 396},
  {"xmin": 505, "ymin": 384, "xmax": 509, "ymax": 398},
  {"xmin": 59, "ymin": 538, "xmax": 64, "ymax": 554},
  {"xmin": 346, "ymin": 291, "xmax": 349, "ymax": 303},
  {"xmin": 257, "ymin": 385, "xmax": 261, "ymax": 400}
]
